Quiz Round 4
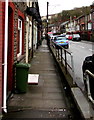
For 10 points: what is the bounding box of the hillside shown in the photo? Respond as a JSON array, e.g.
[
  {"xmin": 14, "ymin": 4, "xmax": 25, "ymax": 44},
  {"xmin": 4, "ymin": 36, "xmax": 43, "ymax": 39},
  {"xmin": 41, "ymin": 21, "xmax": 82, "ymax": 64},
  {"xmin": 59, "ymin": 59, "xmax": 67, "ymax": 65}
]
[{"xmin": 49, "ymin": 6, "xmax": 91, "ymax": 24}]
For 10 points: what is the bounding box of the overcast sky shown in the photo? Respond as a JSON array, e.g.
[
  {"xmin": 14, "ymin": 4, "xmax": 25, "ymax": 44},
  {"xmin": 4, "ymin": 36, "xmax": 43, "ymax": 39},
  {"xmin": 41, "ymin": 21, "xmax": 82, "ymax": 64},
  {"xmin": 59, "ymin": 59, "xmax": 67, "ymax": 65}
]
[{"xmin": 38, "ymin": 0, "xmax": 94, "ymax": 16}]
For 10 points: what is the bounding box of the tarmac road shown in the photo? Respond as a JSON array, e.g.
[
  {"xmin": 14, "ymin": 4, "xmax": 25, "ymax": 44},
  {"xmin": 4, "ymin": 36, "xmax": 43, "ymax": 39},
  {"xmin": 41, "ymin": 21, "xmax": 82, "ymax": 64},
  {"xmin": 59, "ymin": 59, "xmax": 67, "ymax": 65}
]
[{"xmin": 68, "ymin": 40, "xmax": 93, "ymax": 91}]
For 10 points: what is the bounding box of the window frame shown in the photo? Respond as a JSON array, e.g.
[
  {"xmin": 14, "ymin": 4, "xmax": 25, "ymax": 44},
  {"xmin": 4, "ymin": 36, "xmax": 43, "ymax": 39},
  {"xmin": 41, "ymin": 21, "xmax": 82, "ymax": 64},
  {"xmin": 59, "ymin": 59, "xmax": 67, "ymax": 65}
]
[{"xmin": 17, "ymin": 18, "xmax": 22, "ymax": 58}]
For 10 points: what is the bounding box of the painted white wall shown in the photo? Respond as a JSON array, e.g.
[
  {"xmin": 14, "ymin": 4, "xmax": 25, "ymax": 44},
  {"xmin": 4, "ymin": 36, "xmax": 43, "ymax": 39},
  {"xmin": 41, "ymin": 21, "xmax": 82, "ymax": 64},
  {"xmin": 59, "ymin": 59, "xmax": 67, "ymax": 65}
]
[
  {"xmin": 29, "ymin": 21, "xmax": 32, "ymax": 49},
  {"xmin": 88, "ymin": 23, "xmax": 92, "ymax": 30},
  {"xmin": 34, "ymin": 24, "xmax": 37, "ymax": 49}
]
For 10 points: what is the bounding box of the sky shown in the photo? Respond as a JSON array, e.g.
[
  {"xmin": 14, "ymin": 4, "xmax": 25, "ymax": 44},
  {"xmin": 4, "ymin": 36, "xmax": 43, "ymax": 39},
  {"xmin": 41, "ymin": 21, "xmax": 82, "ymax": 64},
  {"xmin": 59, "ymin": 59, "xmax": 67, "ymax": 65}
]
[{"xmin": 38, "ymin": 0, "xmax": 94, "ymax": 16}]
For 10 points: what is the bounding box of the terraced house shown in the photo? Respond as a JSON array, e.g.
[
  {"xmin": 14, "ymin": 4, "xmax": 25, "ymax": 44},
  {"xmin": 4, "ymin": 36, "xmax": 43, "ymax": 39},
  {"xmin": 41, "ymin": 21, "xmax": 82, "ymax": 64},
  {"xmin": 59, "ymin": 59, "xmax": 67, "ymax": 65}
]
[{"xmin": 0, "ymin": 0, "xmax": 42, "ymax": 117}]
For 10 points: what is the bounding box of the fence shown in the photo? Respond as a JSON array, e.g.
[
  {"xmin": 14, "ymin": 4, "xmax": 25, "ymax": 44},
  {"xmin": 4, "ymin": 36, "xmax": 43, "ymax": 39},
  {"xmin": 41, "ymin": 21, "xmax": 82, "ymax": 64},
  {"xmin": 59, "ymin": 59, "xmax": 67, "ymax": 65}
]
[
  {"xmin": 85, "ymin": 70, "xmax": 94, "ymax": 104},
  {"xmin": 50, "ymin": 40, "xmax": 75, "ymax": 84},
  {"xmin": 50, "ymin": 39, "xmax": 94, "ymax": 104}
]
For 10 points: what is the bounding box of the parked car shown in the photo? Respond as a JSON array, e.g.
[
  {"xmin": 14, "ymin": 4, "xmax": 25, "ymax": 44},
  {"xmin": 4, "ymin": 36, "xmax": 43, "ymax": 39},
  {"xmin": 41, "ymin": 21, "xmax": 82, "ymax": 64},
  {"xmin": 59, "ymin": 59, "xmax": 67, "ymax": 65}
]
[
  {"xmin": 48, "ymin": 32, "xmax": 53, "ymax": 37},
  {"xmin": 51, "ymin": 34, "xmax": 66, "ymax": 41},
  {"xmin": 72, "ymin": 34, "xmax": 81, "ymax": 41},
  {"xmin": 54, "ymin": 36, "xmax": 69, "ymax": 49},
  {"xmin": 82, "ymin": 54, "xmax": 94, "ymax": 99},
  {"xmin": 56, "ymin": 34, "xmax": 66, "ymax": 37},
  {"xmin": 50, "ymin": 35, "xmax": 57, "ymax": 41},
  {"xmin": 66, "ymin": 34, "xmax": 73, "ymax": 40}
]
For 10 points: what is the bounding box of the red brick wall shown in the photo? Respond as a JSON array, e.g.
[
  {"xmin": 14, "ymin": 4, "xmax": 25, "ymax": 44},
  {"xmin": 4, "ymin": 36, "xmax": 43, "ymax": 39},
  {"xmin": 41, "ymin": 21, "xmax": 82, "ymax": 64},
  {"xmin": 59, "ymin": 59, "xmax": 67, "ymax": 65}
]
[
  {"xmin": 0, "ymin": 1, "xmax": 26, "ymax": 114},
  {"xmin": 13, "ymin": 3, "xmax": 26, "ymax": 63}
]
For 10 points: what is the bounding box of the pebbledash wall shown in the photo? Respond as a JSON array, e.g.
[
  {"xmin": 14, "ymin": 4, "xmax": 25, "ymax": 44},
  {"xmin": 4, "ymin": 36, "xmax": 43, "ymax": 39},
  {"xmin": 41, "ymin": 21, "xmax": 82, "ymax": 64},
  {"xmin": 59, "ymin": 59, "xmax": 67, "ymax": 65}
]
[{"xmin": 0, "ymin": 1, "xmax": 27, "ymax": 115}]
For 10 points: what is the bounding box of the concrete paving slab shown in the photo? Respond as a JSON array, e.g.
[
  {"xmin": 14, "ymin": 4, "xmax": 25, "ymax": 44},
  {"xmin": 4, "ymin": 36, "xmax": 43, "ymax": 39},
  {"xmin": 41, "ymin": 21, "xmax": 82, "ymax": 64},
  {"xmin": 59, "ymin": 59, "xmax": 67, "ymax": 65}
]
[
  {"xmin": 43, "ymin": 82, "xmax": 62, "ymax": 88},
  {"xmin": 43, "ymin": 99, "xmax": 66, "ymax": 109},
  {"xmin": 43, "ymin": 87, "xmax": 63, "ymax": 93},
  {"xmin": 43, "ymin": 93, "xmax": 64, "ymax": 100},
  {"xmin": 4, "ymin": 109, "xmax": 69, "ymax": 119}
]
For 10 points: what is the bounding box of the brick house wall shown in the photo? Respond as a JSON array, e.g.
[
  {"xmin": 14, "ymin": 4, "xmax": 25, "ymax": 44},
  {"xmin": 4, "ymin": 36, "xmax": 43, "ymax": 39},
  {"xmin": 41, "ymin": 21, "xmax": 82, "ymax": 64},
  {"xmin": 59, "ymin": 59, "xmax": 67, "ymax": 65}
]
[
  {"xmin": 13, "ymin": 2, "xmax": 27, "ymax": 63},
  {"xmin": 0, "ymin": 1, "xmax": 41, "ymax": 115},
  {"xmin": 0, "ymin": 1, "xmax": 27, "ymax": 115},
  {"xmin": 8, "ymin": 2, "xmax": 27, "ymax": 93}
]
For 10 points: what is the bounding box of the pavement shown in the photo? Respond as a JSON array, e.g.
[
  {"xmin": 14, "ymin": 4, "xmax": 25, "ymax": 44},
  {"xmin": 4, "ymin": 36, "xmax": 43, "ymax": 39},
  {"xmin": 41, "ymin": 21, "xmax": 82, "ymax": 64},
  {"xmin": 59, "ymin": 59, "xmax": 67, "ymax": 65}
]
[
  {"xmin": 2, "ymin": 39, "xmax": 94, "ymax": 120},
  {"xmin": 2, "ymin": 40, "xmax": 71, "ymax": 119}
]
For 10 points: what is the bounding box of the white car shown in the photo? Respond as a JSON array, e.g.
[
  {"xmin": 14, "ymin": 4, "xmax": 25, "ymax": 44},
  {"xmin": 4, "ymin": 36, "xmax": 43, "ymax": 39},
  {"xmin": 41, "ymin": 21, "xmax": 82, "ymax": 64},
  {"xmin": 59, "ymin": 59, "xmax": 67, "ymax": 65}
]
[{"xmin": 72, "ymin": 34, "xmax": 81, "ymax": 41}]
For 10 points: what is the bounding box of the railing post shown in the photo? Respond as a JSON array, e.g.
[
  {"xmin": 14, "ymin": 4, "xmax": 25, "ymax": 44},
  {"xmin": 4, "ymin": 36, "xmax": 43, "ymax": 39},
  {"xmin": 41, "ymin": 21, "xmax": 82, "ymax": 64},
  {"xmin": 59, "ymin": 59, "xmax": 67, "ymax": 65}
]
[
  {"xmin": 56, "ymin": 48, "xmax": 57, "ymax": 58},
  {"xmin": 58, "ymin": 49, "xmax": 59, "ymax": 60},
  {"xmin": 85, "ymin": 70, "xmax": 94, "ymax": 103},
  {"xmin": 61, "ymin": 48, "xmax": 62, "ymax": 64},
  {"xmin": 64, "ymin": 50, "xmax": 67, "ymax": 73},
  {"xmin": 71, "ymin": 53, "xmax": 75, "ymax": 84},
  {"xmin": 86, "ymin": 73, "xmax": 91, "ymax": 97}
]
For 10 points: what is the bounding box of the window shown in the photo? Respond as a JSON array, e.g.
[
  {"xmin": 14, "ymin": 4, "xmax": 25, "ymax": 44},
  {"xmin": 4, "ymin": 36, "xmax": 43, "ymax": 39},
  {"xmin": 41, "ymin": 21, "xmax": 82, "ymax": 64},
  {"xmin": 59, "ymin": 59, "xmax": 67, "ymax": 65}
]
[
  {"xmin": 88, "ymin": 23, "xmax": 92, "ymax": 30},
  {"xmin": 17, "ymin": 18, "xmax": 22, "ymax": 57}
]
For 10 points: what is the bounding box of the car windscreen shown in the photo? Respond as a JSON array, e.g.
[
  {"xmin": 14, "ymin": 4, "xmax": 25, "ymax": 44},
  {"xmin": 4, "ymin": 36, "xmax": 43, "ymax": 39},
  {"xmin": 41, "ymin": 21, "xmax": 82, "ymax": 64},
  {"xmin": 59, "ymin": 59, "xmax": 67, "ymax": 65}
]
[
  {"xmin": 57, "ymin": 35, "xmax": 66, "ymax": 37},
  {"xmin": 66, "ymin": 35, "xmax": 69, "ymax": 38},
  {"xmin": 57, "ymin": 37, "xmax": 67, "ymax": 40},
  {"xmin": 73, "ymin": 34, "xmax": 80, "ymax": 37}
]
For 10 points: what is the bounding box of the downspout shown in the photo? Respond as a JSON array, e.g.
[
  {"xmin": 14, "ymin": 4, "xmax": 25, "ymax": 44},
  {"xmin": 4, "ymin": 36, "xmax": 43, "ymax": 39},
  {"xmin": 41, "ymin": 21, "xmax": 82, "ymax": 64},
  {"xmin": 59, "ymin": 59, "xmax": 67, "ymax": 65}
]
[
  {"xmin": 2, "ymin": 0, "xmax": 8, "ymax": 113},
  {"xmin": 36, "ymin": 24, "xmax": 39, "ymax": 49},
  {"xmin": 31, "ymin": 2, "xmax": 34, "ymax": 58},
  {"xmin": 32, "ymin": 17, "xmax": 34, "ymax": 58},
  {"xmin": 26, "ymin": 17, "xmax": 29, "ymax": 63}
]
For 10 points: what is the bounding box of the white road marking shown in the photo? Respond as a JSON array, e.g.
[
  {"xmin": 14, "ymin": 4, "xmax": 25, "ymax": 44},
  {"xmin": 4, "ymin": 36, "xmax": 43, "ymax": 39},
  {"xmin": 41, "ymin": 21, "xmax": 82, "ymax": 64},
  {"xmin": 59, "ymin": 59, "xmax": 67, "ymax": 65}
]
[
  {"xmin": 80, "ymin": 46, "xmax": 85, "ymax": 49},
  {"xmin": 89, "ymin": 49, "xmax": 93, "ymax": 51}
]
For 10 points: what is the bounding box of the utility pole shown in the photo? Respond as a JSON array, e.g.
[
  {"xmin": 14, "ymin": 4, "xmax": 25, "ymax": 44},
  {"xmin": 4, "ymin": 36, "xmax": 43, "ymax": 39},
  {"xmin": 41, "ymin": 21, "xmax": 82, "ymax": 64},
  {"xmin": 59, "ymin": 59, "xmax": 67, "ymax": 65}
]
[{"xmin": 47, "ymin": 2, "xmax": 49, "ymax": 46}]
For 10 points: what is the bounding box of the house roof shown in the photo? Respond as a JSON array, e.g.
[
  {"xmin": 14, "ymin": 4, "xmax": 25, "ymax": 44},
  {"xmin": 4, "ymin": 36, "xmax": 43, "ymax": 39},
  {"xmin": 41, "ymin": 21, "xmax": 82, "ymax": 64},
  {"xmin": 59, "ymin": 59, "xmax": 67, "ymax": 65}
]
[{"xmin": 48, "ymin": 24, "xmax": 55, "ymax": 27}]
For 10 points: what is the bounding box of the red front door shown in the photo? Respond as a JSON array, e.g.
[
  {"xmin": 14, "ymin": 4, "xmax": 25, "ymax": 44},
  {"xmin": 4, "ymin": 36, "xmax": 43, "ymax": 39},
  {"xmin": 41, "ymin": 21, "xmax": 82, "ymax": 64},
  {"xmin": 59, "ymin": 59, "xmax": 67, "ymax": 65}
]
[{"xmin": 7, "ymin": 7, "xmax": 14, "ymax": 92}]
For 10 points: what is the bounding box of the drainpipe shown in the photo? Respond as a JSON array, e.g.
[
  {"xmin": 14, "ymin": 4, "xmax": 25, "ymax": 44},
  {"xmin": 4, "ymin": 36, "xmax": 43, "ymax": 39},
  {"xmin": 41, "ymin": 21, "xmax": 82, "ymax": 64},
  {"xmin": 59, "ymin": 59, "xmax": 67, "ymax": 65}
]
[
  {"xmin": 31, "ymin": 2, "xmax": 34, "ymax": 58},
  {"xmin": 2, "ymin": 0, "xmax": 8, "ymax": 113},
  {"xmin": 26, "ymin": 17, "xmax": 29, "ymax": 63},
  {"xmin": 47, "ymin": 2, "xmax": 49, "ymax": 45}
]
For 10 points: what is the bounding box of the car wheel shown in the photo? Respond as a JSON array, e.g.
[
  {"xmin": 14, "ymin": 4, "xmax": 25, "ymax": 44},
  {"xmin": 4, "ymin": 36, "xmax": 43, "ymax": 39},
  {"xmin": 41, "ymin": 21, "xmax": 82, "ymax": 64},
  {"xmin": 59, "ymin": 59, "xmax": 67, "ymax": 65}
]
[{"xmin": 65, "ymin": 45, "xmax": 69, "ymax": 49}]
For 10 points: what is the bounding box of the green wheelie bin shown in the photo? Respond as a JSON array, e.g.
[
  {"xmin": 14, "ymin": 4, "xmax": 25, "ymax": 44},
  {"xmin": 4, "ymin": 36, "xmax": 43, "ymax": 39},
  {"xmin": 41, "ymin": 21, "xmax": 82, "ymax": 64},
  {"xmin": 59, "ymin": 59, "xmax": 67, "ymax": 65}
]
[{"xmin": 15, "ymin": 63, "xmax": 30, "ymax": 93}]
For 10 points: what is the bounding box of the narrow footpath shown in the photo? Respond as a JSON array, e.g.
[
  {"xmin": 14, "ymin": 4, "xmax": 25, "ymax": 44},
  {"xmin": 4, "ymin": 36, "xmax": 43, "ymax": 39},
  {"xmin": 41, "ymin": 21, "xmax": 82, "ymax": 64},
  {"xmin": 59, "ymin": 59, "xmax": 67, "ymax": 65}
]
[{"xmin": 2, "ymin": 40, "xmax": 76, "ymax": 119}]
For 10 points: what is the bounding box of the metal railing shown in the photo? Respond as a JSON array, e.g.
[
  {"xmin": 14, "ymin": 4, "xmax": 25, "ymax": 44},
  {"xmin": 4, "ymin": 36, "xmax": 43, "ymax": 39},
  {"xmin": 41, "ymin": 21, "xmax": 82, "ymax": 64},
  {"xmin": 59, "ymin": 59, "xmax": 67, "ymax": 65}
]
[
  {"xmin": 50, "ymin": 40, "xmax": 75, "ymax": 84},
  {"xmin": 85, "ymin": 70, "xmax": 94, "ymax": 104}
]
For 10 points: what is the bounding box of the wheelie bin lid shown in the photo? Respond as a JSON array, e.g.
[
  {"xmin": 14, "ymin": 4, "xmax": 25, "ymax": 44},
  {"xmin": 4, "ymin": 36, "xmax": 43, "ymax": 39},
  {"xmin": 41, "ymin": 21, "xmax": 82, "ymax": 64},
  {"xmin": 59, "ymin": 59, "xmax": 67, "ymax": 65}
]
[{"xmin": 16, "ymin": 63, "xmax": 30, "ymax": 68}]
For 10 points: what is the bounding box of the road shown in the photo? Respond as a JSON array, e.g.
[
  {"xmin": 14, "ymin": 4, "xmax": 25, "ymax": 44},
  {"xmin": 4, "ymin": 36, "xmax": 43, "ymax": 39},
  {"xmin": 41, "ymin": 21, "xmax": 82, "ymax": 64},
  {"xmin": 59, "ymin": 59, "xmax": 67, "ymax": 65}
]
[{"xmin": 68, "ymin": 40, "xmax": 94, "ymax": 91}]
